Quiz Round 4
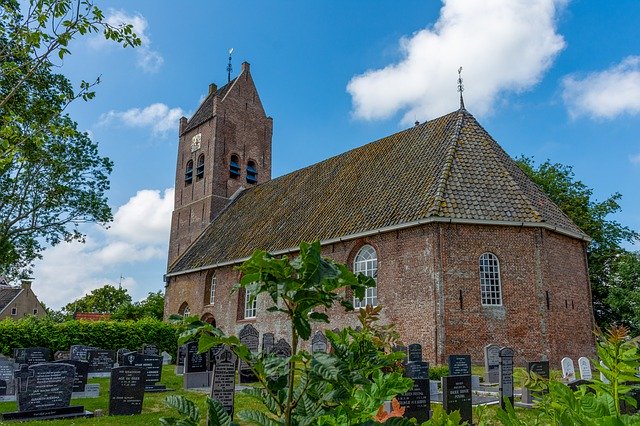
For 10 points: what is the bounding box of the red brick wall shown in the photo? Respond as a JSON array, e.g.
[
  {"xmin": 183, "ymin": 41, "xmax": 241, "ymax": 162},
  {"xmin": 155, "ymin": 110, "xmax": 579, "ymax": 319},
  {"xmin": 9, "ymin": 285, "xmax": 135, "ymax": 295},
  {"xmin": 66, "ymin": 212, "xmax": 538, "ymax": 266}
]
[{"xmin": 164, "ymin": 223, "xmax": 595, "ymax": 367}]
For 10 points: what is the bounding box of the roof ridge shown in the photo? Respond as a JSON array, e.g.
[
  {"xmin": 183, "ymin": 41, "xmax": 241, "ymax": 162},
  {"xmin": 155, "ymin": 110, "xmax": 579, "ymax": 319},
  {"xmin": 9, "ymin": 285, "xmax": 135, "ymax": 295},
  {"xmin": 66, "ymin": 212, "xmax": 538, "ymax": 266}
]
[{"xmin": 428, "ymin": 109, "xmax": 466, "ymax": 216}]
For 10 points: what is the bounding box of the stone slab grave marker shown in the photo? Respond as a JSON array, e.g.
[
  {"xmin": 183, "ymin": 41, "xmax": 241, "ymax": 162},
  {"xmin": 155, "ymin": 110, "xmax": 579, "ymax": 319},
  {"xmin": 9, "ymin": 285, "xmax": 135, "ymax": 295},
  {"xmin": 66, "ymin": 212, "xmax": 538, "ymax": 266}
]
[
  {"xmin": 86, "ymin": 349, "xmax": 116, "ymax": 377},
  {"xmin": 1, "ymin": 363, "xmax": 90, "ymax": 421},
  {"xmin": 161, "ymin": 351, "xmax": 172, "ymax": 365},
  {"xmin": 69, "ymin": 345, "xmax": 96, "ymax": 362},
  {"xmin": 498, "ymin": 347, "xmax": 514, "ymax": 410},
  {"xmin": 484, "ymin": 344, "xmax": 501, "ymax": 383},
  {"xmin": 175, "ymin": 344, "xmax": 187, "ymax": 375},
  {"xmin": 0, "ymin": 379, "xmax": 6, "ymax": 396},
  {"xmin": 448, "ymin": 354, "xmax": 471, "ymax": 376},
  {"xmin": 207, "ymin": 345, "xmax": 222, "ymax": 371},
  {"xmin": 210, "ymin": 345, "xmax": 238, "ymax": 417},
  {"xmin": 561, "ymin": 357, "xmax": 576, "ymax": 381},
  {"xmin": 578, "ymin": 357, "xmax": 592, "ymax": 380},
  {"xmin": 408, "ymin": 343, "xmax": 422, "ymax": 363},
  {"xmin": 0, "ymin": 358, "xmax": 15, "ymax": 397},
  {"xmin": 142, "ymin": 344, "xmax": 159, "ymax": 356},
  {"xmin": 54, "ymin": 351, "xmax": 70, "ymax": 361},
  {"xmin": 430, "ymin": 380, "xmax": 439, "ymax": 397},
  {"xmin": 109, "ymin": 366, "xmax": 146, "ymax": 416},
  {"xmin": 122, "ymin": 352, "xmax": 166, "ymax": 392},
  {"xmin": 238, "ymin": 324, "xmax": 259, "ymax": 383},
  {"xmin": 397, "ymin": 360, "xmax": 430, "ymax": 422},
  {"xmin": 272, "ymin": 339, "xmax": 292, "ymax": 358},
  {"xmin": 14, "ymin": 347, "xmax": 51, "ymax": 366},
  {"xmin": 53, "ymin": 359, "xmax": 89, "ymax": 394},
  {"xmin": 117, "ymin": 348, "xmax": 131, "ymax": 365},
  {"xmin": 393, "ymin": 345, "xmax": 408, "ymax": 365},
  {"xmin": 183, "ymin": 341, "xmax": 209, "ymax": 388},
  {"xmin": 262, "ymin": 332, "xmax": 275, "ymax": 354},
  {"xmin": 442, "ymin": 374, "xmax": 472, "ymax": 424},
  {"xmin": 311, "ymin": 331, "xmax": 328, "ymax": 354},
  {"xmin": 522, "ymin": 361, "xmax": 549, "ymax": 404}
]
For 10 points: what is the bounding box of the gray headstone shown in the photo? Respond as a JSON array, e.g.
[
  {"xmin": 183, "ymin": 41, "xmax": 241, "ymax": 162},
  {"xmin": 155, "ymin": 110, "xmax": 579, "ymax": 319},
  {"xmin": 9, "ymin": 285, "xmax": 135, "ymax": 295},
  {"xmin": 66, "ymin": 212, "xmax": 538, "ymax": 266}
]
[
  {"xmin": 15, "ymin": 363, "xmax": 75, "ymax": 411},
  {"xmin": 483, "ymin": 344, "xmax": 500, "ymax": 383},
  {"xmin": 430, "ymin": 380, "xmax": 439, "ymax": 396},
  {"xmin": 448, "ymin": 354, "xmax": 471, "ymax": 376},
  {"xmin": 0, "ymin": 359, "xmax": 15, "ymax": 396},
  {"xmin": 272, "ymin": 339, "xmax": 292, "ymax": 358},
  {"xmin": 522, "ymin": 361, "xmax": 549, "ymax": 404},
  {"xmin": 600, "ymin": 360, "xmax": 610, "ymax": 384},
  {"xmin": 161, "ymin": 351, "xmax": 172, "ymax": 365},
  {"xmin": 442, "ymin": 375, "xmax": 472, "ymax": 423},
  {"xmin": 311, "ymin": 331, "xmax": 328, "ymax": 354},
  {"xmin": 498, "ymin": 347, "xmax": 514, "ymax": 410},
  {"xmin": 69, "ymin": 345, "xmax": 96, "ymax": 362},
  {"xmin": 238, "ymin": 324, "xmax": 259, "ymax": 383},
  {"xmin": 109, "ymin": 366, "xmax": 145, "ymax": 416},
  {"xmin": 175, "ymin": 345, "xmax": 187, "ymax": 375},
  {"xmin": 262, "ymin": 333, "xmax": 275, "ymax": 354},
  {"xmin": 578, "ymin": 357, "xmax": 592, "ymax": 380},
  {"xmin": 408, "ymin": 344, "xmax": 423, "ymax": 362},
  {"xmin": 471, "ymin": 375, "xmax": 481, "ymax": 390},
  {"xmin": 183, "ymin": 342, "xmax": 209, "ymax": 389},
  {"xmin": 210, "ymin": 346, "xmax": 238, "ymax": 417},
  {"xmin": 561, "ymin": 357, "xmax": 575, "ymax": 381}
]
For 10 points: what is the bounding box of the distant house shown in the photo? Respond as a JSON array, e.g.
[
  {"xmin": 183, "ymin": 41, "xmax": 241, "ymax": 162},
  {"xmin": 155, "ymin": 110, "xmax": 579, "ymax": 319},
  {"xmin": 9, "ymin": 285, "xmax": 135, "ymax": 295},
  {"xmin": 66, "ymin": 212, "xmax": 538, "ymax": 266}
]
[
  {"xmin": 74, "ymin": 312, "xmax": 112, "ymax": 321},
  {"xmin": 0, "ymin": 279, "xmax": 46, "ymax": 320}
]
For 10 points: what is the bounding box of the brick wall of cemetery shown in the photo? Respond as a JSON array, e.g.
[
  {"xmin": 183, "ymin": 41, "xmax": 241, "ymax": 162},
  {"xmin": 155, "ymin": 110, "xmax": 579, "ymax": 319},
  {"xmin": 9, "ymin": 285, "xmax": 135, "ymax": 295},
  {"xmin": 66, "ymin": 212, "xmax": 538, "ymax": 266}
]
[{"xmin": 165, "ymin": 222, "xmax": 595, "ymax": 367}]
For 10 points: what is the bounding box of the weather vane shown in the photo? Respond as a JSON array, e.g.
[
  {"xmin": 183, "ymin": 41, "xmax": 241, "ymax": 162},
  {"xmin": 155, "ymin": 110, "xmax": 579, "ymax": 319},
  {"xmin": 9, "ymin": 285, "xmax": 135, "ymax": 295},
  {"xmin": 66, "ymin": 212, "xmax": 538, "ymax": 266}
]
[
  {"xmin": 457, "ymin": 66, "xmax": 465, "ymax": 109},
  {"xmin": 227, "ymin": 48, "xmax": 234, "ymax": 83}
]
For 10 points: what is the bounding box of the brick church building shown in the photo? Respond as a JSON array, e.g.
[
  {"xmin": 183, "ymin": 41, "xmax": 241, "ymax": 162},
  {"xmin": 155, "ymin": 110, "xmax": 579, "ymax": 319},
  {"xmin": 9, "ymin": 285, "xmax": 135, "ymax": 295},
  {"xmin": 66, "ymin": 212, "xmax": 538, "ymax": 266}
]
[{"xmin": 164, "ymin": 62, "xmax": 595, "ymax": 365}]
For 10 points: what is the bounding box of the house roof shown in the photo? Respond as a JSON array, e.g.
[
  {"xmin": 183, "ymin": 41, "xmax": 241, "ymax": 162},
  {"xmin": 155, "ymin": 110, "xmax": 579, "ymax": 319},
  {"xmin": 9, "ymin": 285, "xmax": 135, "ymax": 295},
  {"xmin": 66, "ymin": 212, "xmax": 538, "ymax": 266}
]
[
  {"xmin": 0, "ymin": 287, "xmax": 21, "ymax": 311},
  {"xmin": 168, "ymin": 108, "xmax": 588, "ymax": 275},
  {"xmin": 183, "ymin": 78, "xmax": 236, "ymax": 134}
]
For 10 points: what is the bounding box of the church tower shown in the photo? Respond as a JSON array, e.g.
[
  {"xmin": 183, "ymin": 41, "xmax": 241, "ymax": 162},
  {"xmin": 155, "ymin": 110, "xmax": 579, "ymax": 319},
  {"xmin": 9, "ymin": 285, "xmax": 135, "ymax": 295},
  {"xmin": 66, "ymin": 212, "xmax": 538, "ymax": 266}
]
[{"xmin": 167, "ymin": 62, "xmax": 273, "ymax": 266}]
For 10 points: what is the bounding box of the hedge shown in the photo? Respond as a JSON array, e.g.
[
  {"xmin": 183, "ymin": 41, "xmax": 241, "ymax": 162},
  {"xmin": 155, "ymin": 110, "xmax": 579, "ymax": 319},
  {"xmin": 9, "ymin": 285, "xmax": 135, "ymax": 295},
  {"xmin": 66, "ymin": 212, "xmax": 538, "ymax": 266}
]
[{"xmin": 0, "ymin": 317, "xmax": 180, "ymax": 357}]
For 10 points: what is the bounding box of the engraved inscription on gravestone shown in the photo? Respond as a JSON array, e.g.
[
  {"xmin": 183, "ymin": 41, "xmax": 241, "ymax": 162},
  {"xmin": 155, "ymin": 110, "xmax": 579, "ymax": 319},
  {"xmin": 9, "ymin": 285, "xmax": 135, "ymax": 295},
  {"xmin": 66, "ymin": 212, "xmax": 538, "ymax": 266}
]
[
  {"xmin": 442, "ymin": 375, "xmax": 472, "ymax": 424},
  {"xmin": 69, "ymin": 345, "xmax": 95, "ymax": 362},
  {"xmin": 484, "ymin": 344, "xmax": 500, "ymax": 383},
  {"xmin": 396, "ymin": 360, "xmax": 430, "ymax": 422},
  {"xmin": 408, "ymin": 343, "xmax": 423, "ymax": 363},
  {"xmin": 184, "ymin": 342, "xmax": 207, "ymax": 373},
  {"xmin": 498, "ymin": 347, "xmax": 514, "ymax": 410},
  {"xmin": 53, "ymin": 359, "xmax": 88, "ymax": 393},
  {"xmin": 522, "ymin": 361, "xmax": 549, "ymax": 404},
  {"xmin": 578, "ymin": 357, "xmax": 592, "ymax": 380},
  {"xmin": 122, "ymin": 352, "xmax": 165, "ymax": 391},
  {"xmin": 210, "ymin": 346, "xmax": 238, "ymax": 417},
  {"xmin": 14, "ymin": 347, "xmax": 50, "ymax": 366},
  {"xmin": 311, "ymin": 331, "xmax": 328, "ymax": 354},
  {"xmin": 262, "ymin": 333, "xmax": 275, "ymax": 354},
  {"xmin": 86, "ymin": 350, "xmax": 116, "ymax": 375},
  {"xmin": 448, "ymin": 355, "xmax": 471, "ymax": 376},
  {"xmin": 561, "ymin": 357, "xmax": 576, "ymax": 381},
  {"xmin": 16, "ymin": 363, "xmax": 75, "ymax": 411},
  {"xmin": 142, "ymin": 344, "xmax": 159, "ymax": 357},
  {"xmin": 109, "ymin": 366, "xmax": 146, "ymax": 416},
  {"xmin": 238, "ymin": 324, "xmax": 259, "ymax": 383},
  {"xmin": 272, "ymin": 339, "xmax": 292, "ymax": 358},
  {"xmin": 0, "ymin": 359, "xmax": 15, "ymax": 393}
]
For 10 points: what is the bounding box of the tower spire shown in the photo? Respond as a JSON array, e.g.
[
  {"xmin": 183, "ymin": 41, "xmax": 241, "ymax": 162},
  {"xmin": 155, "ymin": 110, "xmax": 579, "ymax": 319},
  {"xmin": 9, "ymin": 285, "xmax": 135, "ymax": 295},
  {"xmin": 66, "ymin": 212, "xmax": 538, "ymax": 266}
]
[
  {"xmin": 227, "ymin": 48, "xmax": 234, "ymax": 83},
  {"xmin": 457, "ymin": 66, "xmax": 465, "ymax": 110}
]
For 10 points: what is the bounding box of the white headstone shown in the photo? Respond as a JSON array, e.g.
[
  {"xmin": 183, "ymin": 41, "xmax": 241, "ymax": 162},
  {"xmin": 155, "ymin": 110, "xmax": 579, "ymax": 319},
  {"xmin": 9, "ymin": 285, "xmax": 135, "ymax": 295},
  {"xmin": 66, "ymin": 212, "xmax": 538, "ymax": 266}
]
[
  {"xmin": 561, "ymin": 357, "xmax": 575, "ymax": 380},
  {"xmin": 430, "ymin": 380, "xmax": 439, "ymax": 396},
  {"xmin": 600, "ymin": 360, "xmax": 610, "ymax": 384},
  {"xmin": 578, "ymin": 357, "xmax": 592, "ymax": 380},
  {"xmin": 161, "ymin": 351, "xmax": 172, "ymax": 365}
]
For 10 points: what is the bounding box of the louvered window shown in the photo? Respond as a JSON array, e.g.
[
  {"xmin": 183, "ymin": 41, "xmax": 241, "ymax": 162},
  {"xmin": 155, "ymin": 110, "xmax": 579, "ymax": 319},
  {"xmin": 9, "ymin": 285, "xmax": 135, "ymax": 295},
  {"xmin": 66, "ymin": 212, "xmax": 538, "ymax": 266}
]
[
  {"xmin": 185, "ymin": 160, "xmax": 193, "ymax": 185},
  {"xmin": 246, "ymin": 161, "xmax": 257, "ymax": 184},
  {"xmin": 196, "ymin": 154, "xmax": 205, "ymax": 180},
  {"xmin": 230, "ymin": 155, "xmax": 240, "ymax": 178}
]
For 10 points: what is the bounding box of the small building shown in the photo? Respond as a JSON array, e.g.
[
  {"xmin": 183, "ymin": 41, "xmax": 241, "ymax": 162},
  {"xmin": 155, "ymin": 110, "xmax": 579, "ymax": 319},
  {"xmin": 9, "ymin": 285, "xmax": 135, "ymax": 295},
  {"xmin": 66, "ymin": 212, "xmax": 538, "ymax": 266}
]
[{"xmin": 0, "ymin": 279, "xmax": 46, "ymax": 320}]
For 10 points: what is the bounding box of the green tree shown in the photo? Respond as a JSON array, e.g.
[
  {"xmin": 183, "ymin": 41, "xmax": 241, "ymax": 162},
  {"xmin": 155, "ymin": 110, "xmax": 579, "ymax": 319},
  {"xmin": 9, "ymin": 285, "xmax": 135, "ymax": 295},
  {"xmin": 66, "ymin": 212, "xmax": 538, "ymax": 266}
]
[
  {"xmin": 63, "ymin": 284, "xmax": 131, "ymax": 315},
  {"xmin": 516, "ymin": 157, "xmax": 640, "ymax": 330},
  {"xmin": 604, "ymin": 251, "xmax": 640, "ymax": 335},
  {"xmin": 112, "ymin": 291, "xmax": 165, "ymax": 321}
]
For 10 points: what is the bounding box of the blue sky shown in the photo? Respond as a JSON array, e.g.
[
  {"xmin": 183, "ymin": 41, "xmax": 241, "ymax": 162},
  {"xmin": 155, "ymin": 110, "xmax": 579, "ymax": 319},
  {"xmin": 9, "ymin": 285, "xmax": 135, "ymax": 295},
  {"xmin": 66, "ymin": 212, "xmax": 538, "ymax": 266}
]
[{"xmin": 32, "ymin": 0, "xmax": 640, "ymax": 309}]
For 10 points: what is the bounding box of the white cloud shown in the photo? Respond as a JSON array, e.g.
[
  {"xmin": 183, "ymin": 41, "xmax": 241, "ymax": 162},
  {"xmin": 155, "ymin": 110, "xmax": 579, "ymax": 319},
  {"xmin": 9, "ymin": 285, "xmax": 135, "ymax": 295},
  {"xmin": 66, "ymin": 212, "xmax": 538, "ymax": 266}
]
[
  {"xmin": 630, "ymin": 153, "xmax": 640, "ymax": 165},
  {"xmin": 33, "ymin": 188, "xmax": 174, "ymax": 309},
  {"xmin": 100, "ymin": 103, "xmax": 184, "ymax": 136},
  {"xmin": 90, "ymin": 9, "xmax": 163, "ymax": 73},
  {"xmin": 562, "ymin": 56, "xmax": 640, "ymax": 119},
  {"xmin": 347, "ymin": 0, "xmax": 567, "ymax": 124}
]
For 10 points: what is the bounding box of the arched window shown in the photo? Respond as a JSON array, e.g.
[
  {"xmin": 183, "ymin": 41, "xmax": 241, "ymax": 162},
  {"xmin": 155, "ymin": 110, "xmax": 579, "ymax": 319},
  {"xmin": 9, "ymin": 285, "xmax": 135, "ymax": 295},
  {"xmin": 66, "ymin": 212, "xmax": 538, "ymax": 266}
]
[
  {"xmin": 185, "ymin": 160, "xmax": 193, "ymax": 186},
  {"xmin": 209, "ymin": 272, "xmax": 216, "ymax": 305},
  {"xmin": 246, "ymin": 160, "xmax": 257, "ymax": 184},
  {"xmin": 353, "ymin": 245, "xmax": 377, "ymax": 308},
  {"xmin": 480, "ymin": 253, "xmax": 502, "ymax": 306},
  {"xmin": 229, "ymin": 154, "xmax": 240, "ymax": 178},
  {"xmin": 244, "ymin": 289, "xmax": 257, "ymax": 318},
  {"xmin": 178, "ymin": 302, "xmax": 190, "ymax": 317},
  {"xmin": 196, "ymin": 154, "xmax": 205, "ymax": 180}
]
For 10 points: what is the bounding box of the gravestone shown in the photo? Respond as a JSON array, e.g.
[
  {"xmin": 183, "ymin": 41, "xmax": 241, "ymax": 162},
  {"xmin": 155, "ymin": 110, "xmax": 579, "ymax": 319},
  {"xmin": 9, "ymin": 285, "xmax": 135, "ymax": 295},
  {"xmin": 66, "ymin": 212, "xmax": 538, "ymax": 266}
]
[
  {"xmin": 121, "ymin": 352, "xmax": 166, "ymax": 391},
  {"xmin": 183, "ymin": 341, "xmax": 209, "ymax": 388},
  {"xmin": 448, "ymin": 354, "xmax": 471, "ymax": 376},
  {"xmin": 117, "ymin": 348, "xmax": 131, "ymax": 365},
  {"xmin": 69, "ymin": 345, "xmax": 96, "ymax": 362},
  {"xmin": 272, "ymin": 339, "xmax": 292, "ymax": 358},
  {"xmin": 53, "ymin": 359, "xmax": 89, "ymax": 393},
  {"xmin": 175, "ymin": 344, "xmax": 187, "ymax": 375},
  {"xmin": 483, "ymin": 344, "xmax": 501, "ymax": 383},
  {"xmin": 396, "ymin": 360, "xmax": 430, "ymax": 422},
  {"xmin": 86, "ymin": 349, "xmax": 116, "ymax": 377},
  {"xmin": 408, "ymin": 344, "xmax": 423, "ymax": 362},
  {"xmin": 142, "ymin": 344, "xmax": 159, "ymax": 356},
  {"xmin": 238, "ymin": 324, "xmax": 259, "ymax": 383},
  {"xmin": 54, "ymin": 351, "xmax": 70, "ymax": 361},
  {"xmin": 109, "ymin": 366, "xmax": 146, "ymax": 416},
  {"xmin": 430, "ymin": 381, "xmax": 439, "ymax": 397},
  {"xmin": 311, "ymin": 331, "xmax": 328, "ymax": 354},
  {"xmin": 561, "ymin": 357, "xmax": 576, "ymax": 381},
  {"xmin": 578, "ymin": 357, "xmax": 592, "ymax": 380},
  {"xmin": 393, "ymin": 345, "xmax": 408, "ymax": 364},
  {"xmin": 161, "ymin": 351, "xmax": 172, "ymax": 365},
  {"xmin": 262, "ymin": 332, "xmax": 275, "ymax": 354},
  {"xmin": 210, "ymin": 345, "xmax": 238, "ymax": 417},
  {"xmin": 14, "ymin": 347, "xmax": 51, "ymax": 366},
  {"xmin": 522, "ymin": 361, "xmax": 550, "ymax": 404},
  {"xmin": 0, "ymin": 358, "xmax": 15, "ymax": 396},
  {"xmin": 207, "ymin": 345, "xmax": 223, "ymax": 371},
  {"xmin": 1, "ymin": 363, "xmax": 89, "ymax": 421},
  {"xmin": 0, "ymin": 379, "xmax": 6, "ymax": 396},
  {"xmin": 498, "ymin": 347, "xmax": 514, "ymax": 410},
  {"xmin": 442, "ymin": 375, "xmax": 472, "ymax": 424}
]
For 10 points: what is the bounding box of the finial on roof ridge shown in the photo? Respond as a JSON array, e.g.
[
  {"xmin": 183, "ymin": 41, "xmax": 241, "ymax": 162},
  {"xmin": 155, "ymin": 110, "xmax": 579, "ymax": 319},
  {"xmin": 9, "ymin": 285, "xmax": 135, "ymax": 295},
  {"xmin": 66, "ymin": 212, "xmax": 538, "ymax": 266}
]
[{"xmin": 457, "ymin": 66, "xmax": 465, "ymax": 110}]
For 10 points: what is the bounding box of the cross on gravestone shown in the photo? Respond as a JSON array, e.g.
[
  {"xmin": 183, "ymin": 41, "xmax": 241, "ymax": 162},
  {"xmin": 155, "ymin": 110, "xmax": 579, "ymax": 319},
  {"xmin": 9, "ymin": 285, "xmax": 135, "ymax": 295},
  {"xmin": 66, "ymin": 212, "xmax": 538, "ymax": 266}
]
[
  {"xmin": 484, "ymin": 344, "xmax": 501, "ymax": 383},
  {"xmin": 561, "ymin": 357, "xmax": 576, "ymax": 381},
  {"xmin": 498, "ymin": 347, "xmax": 514, "ymax": 410},
  {"xmin": 396, "ymin": 361, "xmax": 430, "ymax": 422},
  {"xmin": 447, "ymin": 354, "xmax": 471, "ymax": 376},
  {"xmin": 522, "ymin": 361, "xmax": 550, "ymax": 404},
  {"xmin": 272, "ymin": 339, "xmax": 292, "ymax": 358},
  {"xmin": 53, "ymin": 360, "xmax": 89, "ymax": 393},
  {"xmin": 210, "ymin": 345, "xmax": 238, "ymax": 417},
  {"xmin": 121, "ymin": 353, "xmax": 166, "ymax": 392},
  {"xmin": 262, "ymin": 333, "xmax": 275, "ymax": 354},
  {"xmin": 109, "ymin": 366, "xmax": 146, "ymax": 416},
  {"xmin": 69, "ymin": 345, "xmax": 96, "ymax": 362},
  {"xmin": 14, "ymin": 347, "xmax": 51, "ymax": 366},
  {"xmin": 578, "ymin": 357, "xmax": 592, "ymax": 380},
  {"xmin": 311, "ymin": 331, "xmax": 328, "ymax": 354},
  {"xmin": 408, "ymin": 344, "xmax": 423, "ymax": 363},
  {"xmin": 238, "ymin": 324, "xmax": 259, "ymax": 383},
  {"xmin": 16, "ymin": 363, "xmax": 75, "ymax": 411},
  {"xmin": 442, "ymin": 375, "xmax": 472, "ymax": 424}
]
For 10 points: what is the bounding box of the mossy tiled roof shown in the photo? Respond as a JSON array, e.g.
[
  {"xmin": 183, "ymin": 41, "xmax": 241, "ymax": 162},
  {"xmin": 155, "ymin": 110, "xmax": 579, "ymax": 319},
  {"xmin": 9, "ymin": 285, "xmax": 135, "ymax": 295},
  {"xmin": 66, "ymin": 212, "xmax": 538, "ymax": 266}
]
[
  {"xmin": 183, "ymin": 79, "xmax": 236, "ymax": 134},
  {"xmin": 0, "ymin": 287, "xmax": 20, "ymax": 311},
  {"xmin": 169, "ymin": 108, "xmax": 587, "ymax": 274}
]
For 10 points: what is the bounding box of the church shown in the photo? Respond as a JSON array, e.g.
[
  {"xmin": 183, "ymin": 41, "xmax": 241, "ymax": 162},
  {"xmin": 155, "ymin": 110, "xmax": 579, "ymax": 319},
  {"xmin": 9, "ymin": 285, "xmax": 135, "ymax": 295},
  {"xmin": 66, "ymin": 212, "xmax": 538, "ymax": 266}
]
[{"xmin": 164, "ymin": 62, "xmax": 595, "ymax": 365}]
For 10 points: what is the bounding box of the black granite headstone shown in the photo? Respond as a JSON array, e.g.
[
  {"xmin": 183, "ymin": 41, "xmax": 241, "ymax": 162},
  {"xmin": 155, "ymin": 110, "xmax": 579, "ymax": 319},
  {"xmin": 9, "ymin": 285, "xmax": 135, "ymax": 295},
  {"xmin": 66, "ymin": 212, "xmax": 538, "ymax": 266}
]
[
  {"xmin": 176, "ymin": 345, "xmax": 187, "ymax": 366},
  {"xmin": 238, "ymin": 324, "xmax": 259, "ymax": 383},
  {"xmin": 408, "ymin": 344, "xmax": 423, "ymax": 363},
  {"xmin": 53, "ymin": 360, "xmax": 88, "ymax": 393},
  {"xmin": 15, "ymin": 363, "xmax": 75, "ymax": 411},
  {"xmin": 86, "ymin": 349, "xmax": 116, "ymax": 374},
  {"xmin": 207, "ymin": 345, "xmax": 222, "ymax": 371},
  {"xmin": 498, "ymin": 347, "xmax": 514, "ymax": 409},
  {"xmin": 14, "ymin": 347, "xmax": 51, "ymax": 366},
  {"xmin": 69, "ymin": 345, "xmax": 96, "ymax": 362},
  {"xmin": 442, "ymin": 375, "xmax": 472, "ymax": 424},
  {"xmin": 117, "ymin": 348, "xmax": 131, "ymax": 365},
  {"xmin": 272, "ymin": 339, "xmax": 292, "ymax": 358},
  {"xmin": 397, "ymin": 361, "xmax": 430, "ymax": 422},
  {"xmin": 262, "ymin": 333, "xmax": 275, "ymax": 354},
  {"xmin": 448, "ymin": 355, "xmax": 471, "ymax": 376},
  {"xmin": 311, "ymin": 331, "xmax": 328, "ymax": 354},
  {"xmin": 522, "ymin": 360, "xmax": 550, "ymax": 404},
  {"xmin": 109, "ymin": 366, "xmax": 146, "ymax": 416},
  {"xmin": 184, "ymin": 342, "xmax": 207, "ymax": 373},
  {"xmin": 210, "ymin": 346, "xmax": 238, "ymax": 417},
  {"xmin": 121, "ymin": 352, "xmax": 165, "ymax": 391}
]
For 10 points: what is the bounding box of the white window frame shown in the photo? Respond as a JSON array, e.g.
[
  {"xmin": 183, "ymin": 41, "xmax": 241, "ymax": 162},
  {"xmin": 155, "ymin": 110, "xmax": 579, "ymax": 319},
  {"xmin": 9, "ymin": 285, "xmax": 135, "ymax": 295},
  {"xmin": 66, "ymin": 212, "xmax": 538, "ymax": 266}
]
[
  {"xmin": 353, "ymin": 245, "xmax": 378, "ymax": 308},
  {"xmin": 480, "ymin": 252, "xmax": 502, "ymax": 306},
  {"xmin": 209, "ymin": 273, "xmax": 216, "ymax": 305},
  {"xmin": 180, "ymin": 304, "xmax": 190, "ymax": 318},
  {"xmin": 244, "ymin": 289, "xmax": 257, "ymax": 319}
]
